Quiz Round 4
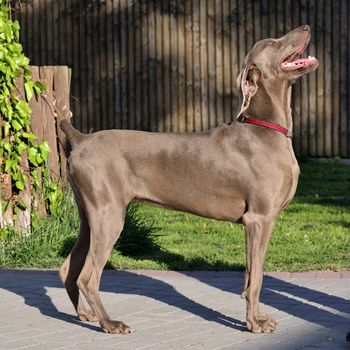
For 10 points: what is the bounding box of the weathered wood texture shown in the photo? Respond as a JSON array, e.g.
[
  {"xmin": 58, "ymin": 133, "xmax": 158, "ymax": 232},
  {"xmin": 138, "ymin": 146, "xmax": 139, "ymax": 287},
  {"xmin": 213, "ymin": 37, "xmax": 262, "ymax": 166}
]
[
  {"xmin": 12, "ymin": 0, "xmax": 350, "ymax": 157},
  {"xmin": 0, "ymin": 66, "xmax": 71, "ymax": 229}
]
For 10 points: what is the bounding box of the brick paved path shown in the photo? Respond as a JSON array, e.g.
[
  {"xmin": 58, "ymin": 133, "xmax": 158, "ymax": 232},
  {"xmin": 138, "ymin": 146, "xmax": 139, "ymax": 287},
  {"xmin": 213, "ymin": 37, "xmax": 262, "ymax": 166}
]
[{"xmin": 0, "ymin": 269, "xmax": 349, "ymax": 349}]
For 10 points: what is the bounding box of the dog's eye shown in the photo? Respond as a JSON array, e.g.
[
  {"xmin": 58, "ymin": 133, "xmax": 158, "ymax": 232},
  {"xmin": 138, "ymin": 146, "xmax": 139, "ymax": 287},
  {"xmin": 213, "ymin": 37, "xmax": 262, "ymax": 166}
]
[{"xmin": 267, "ymin": 40, "xmax": 275, "ymax": 46}]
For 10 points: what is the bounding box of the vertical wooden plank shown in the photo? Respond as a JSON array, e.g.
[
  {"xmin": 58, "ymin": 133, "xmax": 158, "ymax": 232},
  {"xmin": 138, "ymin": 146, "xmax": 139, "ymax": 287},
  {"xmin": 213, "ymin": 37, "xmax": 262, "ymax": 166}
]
[
  {"xmin": 307, "ymin": 0, "xmax": 317, "ymax": 156},
  {"xmin": 134, "ymin": 0, "xmax": 143, "ymax": 130},
  {"xmin": 199, "ymin": 0, "xmax": 208, "ymax": 131},
  {"xmin": 316, "ymin": 0, "xmax": 325, "ymax": 156},
  {"xmin": 276, "ymin": 0, "xmax": 284, "ymax": 37},
  {"xmin": 178, "ymin": 0, "xmax": 186, "ymax": 132},
  {"xmin": 46, "ymin": 0, "xmax": 53, "ymax": 64},
  {"xmin": 252, "ymin": 0, "xmax": 260, "ymax": 42},
  {"xmin": 170, "ymin": 2, "xmax": 178, "ymax": 131},
  {"xmin": 40, "ymin": 67, "xmax": 60, "ymax": 180},
  {"xmin": 292, "ymin": 0, "xmax": 301, "ymax": 155},
  {"xmin": 114, "ymin": 0, "xmax": 122, "ymax": 129},
  {"xmin": 300, "ymin": 0, "xmax": 308, "ymax": 156},
  {"xmin": 222, "ymin": 0, "xmax": 232, "ymax": 123},
  {"xmin": 29, "ymin": 66, "xmax": 46, "ymax": 218},
  {"xmin": 99, "ymin": 0, "xmax": 107, "ymax": 130},
  {"xmin": 92, "ymin": 1, "xmax": 101, "ymax": 131},
  {"xmin": 230, "ymin": 0, "xmax": 240, "ymax": 117},
  {"xmin": 70, "ymin": 0, "xmax": 81, "ymax": 131},
  {"xmin": 39, "ymin": 0, "xmax": 46, "ymax": 64},
  {"xmin": 148, "ymin": 0, "xmax": 157, "ymax": 131},
  {"xmin": 332, "ymin": 0, "xmax": 340, "ymax": 156},
  {"xmin": 324, "ymin": 0, "xmax": 332, "ymax": 156},
  {"xmin": 59, "ymin": 1, "xmax": 66, "ymax": 65},
  {"xmin": 162, "ymin": 0, "xmax": 171, "ymax": 132},
  {"xmin": 32, "ymin": 0, "xmax": 40, "ymax": 64},
  {"xmin": 106, "ymin": 0, "xmax": 114, "ymax": 130},
  {"xmin": 85, "ymin": 0, "xmax": 94, "ymax": 131},
  {"xmin": 261, "ymin": 0, "xmax": 269, "ymax": 39},
  {"xmin": 215, "ymin": 0, "xmax": 224, "ymax": 126},
  {"xmin": 142, "ymin": 1, "xmax": 149, "ymax": 130},
  {"xmin": 128, "ymin": 0, "xmax": 136, "ymax": 130},
  {"xmin": 78, "ymin": 0, "xmax": 87, "ymax": 131},
  {"xmin": 340, "ymin": 0, "xmax": 348, "ymax": 156},
  {"xmin": 184, "ymin": 0, "xmax": 193, "ymax": 132},
  {"xmin": 54, "ymin": 66, "xmax": 71, "ymax": 177},
  {"xmin": 18, "ymin": 0, "xmax": 28, "ymax": 55},
  {"xmin": 15, "ymin": 75, "xmax": 31, "ymax": 229},
  {"xmin": 207, "ymin": 0, "xmax": 216, "ymax": 129},
  {"xmin": 268, "ymin": 0, "xmax": 276, "ymax": 38},
  {"xmin": 155, "ymin": 1, "xmax": 164, "ymax": 132},
  {"xmin": 284, "ymin": 0, "xmax": 292, "ymax": 33},
  {"xmin": 120, "ymin": 0, "xmax": 128, "ymax": 129},
  {"xmin": 66, "ymin": 0, "xmax": 72, "ymax": 65},
  {"xmin": 237, "ymin": 0, "xmax": 246, "ymax": 68},
  {"xmin": 245, "ymin": 0, "xmax": 253, "ymax": 49},
  {"xmin": 192, "ymin": 0, "xmax": 201, "ymax": 131},
  {"xmin": 52, "ymin": 0, "xmax": 59, "ymax": 62}
]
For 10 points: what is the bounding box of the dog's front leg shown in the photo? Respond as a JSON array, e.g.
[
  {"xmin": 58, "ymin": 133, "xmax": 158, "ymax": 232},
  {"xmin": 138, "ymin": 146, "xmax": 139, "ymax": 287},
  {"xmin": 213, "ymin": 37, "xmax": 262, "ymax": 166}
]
[{"xmin": 242, "ymin": 213, "xmax": 277, "ymax": 333}]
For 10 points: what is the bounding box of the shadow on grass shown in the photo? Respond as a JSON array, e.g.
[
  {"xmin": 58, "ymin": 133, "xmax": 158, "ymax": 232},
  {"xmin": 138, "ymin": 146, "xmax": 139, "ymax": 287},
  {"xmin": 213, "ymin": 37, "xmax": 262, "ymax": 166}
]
[
  {"xmin": 60, "ymin": 203, "xmax": 244, "ymax": 271},
  {"xmin": 294, "ymin": 159, "xmax": 350, "ymax": 208}
]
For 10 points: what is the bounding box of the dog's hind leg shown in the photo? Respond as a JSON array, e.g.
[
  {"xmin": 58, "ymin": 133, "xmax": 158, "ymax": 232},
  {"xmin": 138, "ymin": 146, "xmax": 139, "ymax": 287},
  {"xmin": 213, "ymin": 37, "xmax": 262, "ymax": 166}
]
[
  {"xmin": 242, "ymin": 212, "xmax": 277, "ymax": 333},
  {"xmin": 59, "ymin": 200, "xmax": 97, "ymax": 322},
  {"xmin": 76, "ymin": 201, "xmax": 133, "ymax": 334}
]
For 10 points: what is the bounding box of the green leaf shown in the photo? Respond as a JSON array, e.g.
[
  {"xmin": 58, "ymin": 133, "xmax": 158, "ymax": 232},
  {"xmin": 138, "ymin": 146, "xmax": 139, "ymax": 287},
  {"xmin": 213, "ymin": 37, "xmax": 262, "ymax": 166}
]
[
  {"xmin": 3, "ymin": 121, "xmax": 10, "ymax": 136},
  {"xmin": 15, "ymin": 178, "xmax": 25, "ymax": 191},
  {"xmin": 12, "ymin": 119, "xmax": 22, "ymax": 131},
  {"xmin": 39, "ymin": 141, "xmax": 50, "ymax": 162},
  {"xmin": 22, "ymin": 132, "xmax": 37, "ymax": 140},
  {"xmin": 28, "ymin": 147, "xmax": 38, "ymax": 166},
  {"xmin": 33, "ymin": 81, "xmax": 46, "ymax": 97},
  {"xmin": 2, "ymin": 141, "xmax": 11, "ymax": 153},
  {"xmin": 5, "ymin": 159, "xmax": 16, "ymax": 172},
  {"xmin": 24, "ymin": 81, "xmax": 34, "ymax": 101},
  {"xmin": 15, "ymin": 141, "xmax": 26, "ymax": 155}
]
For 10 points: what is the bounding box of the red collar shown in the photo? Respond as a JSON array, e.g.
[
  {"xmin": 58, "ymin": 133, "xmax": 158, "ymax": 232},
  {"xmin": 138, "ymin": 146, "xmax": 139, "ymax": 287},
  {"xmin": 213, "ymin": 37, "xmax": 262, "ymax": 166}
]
[{"xmin": 238, "ymin": 115, "xmax": 292, "ymax": 138}]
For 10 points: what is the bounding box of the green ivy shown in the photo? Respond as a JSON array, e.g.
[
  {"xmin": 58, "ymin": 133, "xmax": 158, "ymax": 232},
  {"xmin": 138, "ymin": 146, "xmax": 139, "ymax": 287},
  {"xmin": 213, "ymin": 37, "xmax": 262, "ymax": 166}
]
[{"xmin": 0, "ymin": 1, "xmax": 61, "ymax": 224}]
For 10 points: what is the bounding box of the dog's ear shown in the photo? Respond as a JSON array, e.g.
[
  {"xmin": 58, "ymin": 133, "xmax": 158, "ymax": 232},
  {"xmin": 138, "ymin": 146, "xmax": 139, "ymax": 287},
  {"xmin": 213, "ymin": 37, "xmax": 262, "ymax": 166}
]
[{"xmin": 236, "ymin": 64, "xmax": 261, "ymax": 118}]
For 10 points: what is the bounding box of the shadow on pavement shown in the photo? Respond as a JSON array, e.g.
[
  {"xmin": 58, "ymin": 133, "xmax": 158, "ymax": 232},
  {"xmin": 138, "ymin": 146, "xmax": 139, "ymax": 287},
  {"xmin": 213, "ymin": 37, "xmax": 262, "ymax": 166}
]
[{"xmin": 0, "ymin": 269, "xmax": 349, "ymax": 335}]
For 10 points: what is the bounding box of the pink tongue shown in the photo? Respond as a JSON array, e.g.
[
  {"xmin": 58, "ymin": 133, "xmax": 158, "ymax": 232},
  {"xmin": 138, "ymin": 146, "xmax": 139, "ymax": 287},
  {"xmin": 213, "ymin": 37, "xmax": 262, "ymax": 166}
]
[{"xmin": 281, "ymin": 57, "xmax": 317, "ymax": 71}]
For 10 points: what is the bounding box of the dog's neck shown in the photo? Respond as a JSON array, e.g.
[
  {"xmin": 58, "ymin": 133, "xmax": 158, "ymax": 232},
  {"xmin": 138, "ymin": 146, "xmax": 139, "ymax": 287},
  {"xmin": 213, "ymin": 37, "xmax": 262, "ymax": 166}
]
[{"xmin": 244, "ymin": 80, "xmax": 293, "ymax": 131}]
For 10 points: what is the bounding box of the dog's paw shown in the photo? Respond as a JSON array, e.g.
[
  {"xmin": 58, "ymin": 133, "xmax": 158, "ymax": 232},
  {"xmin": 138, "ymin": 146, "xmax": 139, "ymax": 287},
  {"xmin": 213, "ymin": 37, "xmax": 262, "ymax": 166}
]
[
  {"xmin": 78, "ymin": 309, "xmax": 98, "ymax": 322},
  {"xmin": 100, "ymin": 319, "xmax": 134, "ymax": 334},
  {"xmin": 247, "ymin": 314, "xmax": 277, "ymax": 333}
]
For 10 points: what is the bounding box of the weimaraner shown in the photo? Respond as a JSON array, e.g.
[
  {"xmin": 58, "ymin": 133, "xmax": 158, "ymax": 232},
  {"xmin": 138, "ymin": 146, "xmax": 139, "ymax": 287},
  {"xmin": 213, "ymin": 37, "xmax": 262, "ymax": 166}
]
[{"xmin": 59, "ymin": 25, "xmax": 318, "ymax": 334}]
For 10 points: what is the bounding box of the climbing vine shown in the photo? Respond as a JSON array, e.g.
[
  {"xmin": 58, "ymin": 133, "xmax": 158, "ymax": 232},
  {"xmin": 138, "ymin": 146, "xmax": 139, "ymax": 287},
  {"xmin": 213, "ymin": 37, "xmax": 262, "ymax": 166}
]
[{"xmin": 0, "ymin": 1, "xmax": 59, "ymax": 225}]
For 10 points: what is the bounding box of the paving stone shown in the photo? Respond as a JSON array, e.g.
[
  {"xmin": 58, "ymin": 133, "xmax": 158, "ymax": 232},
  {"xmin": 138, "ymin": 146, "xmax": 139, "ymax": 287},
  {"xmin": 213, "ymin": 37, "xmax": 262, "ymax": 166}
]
[{"xmin": 0, "ymin": 269, "xmax": 349, "ymax": 349}]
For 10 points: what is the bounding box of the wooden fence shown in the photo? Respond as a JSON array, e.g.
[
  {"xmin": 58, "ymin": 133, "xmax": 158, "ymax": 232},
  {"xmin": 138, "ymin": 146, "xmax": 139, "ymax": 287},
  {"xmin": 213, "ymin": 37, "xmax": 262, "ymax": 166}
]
[
  {"xmin": 11, "ymin": 0, "xmax": 350, "ymax": 157},
  {"xmin": 0, "ymin": 66, "xmax": 71, "ymax": 229}
]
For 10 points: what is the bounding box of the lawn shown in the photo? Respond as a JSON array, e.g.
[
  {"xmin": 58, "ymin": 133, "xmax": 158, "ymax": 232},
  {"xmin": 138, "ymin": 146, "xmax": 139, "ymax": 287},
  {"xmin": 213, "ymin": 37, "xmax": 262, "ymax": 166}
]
[{"xmin": 1, "ymin": 159, "xmax": 349, "ymax": 271}]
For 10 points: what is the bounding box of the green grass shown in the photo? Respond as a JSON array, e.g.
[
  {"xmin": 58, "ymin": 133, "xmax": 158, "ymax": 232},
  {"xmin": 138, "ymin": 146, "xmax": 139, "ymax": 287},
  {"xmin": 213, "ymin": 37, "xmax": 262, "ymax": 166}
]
[{"xmin": 1, "ymin": 159, "xmax": 349, "ymax": 271}]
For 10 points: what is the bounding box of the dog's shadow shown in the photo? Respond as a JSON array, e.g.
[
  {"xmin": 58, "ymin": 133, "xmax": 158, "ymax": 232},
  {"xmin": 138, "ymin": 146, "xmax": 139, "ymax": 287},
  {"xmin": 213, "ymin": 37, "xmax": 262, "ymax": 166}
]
[
  {"xmin": 2, "ymin": 208, "xmax": 349, "ymax": 334},
  {"xmin": 1, "ymin": 267, "xmax": 349, "ymax": 335}
]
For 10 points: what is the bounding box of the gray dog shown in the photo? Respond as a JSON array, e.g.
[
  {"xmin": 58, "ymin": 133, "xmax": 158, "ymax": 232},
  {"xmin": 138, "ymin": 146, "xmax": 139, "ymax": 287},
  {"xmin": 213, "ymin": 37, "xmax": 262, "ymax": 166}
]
[{"xmin": 59, "ymin": 25, "xmax": 318, "ymax": 334}]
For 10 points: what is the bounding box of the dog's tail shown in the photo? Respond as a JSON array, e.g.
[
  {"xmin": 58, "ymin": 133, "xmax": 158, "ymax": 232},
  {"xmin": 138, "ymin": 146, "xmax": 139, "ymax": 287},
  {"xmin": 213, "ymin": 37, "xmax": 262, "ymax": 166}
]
[{"xmin": 60, "ymin": 119, "xmax": 85, "ymax": 155}]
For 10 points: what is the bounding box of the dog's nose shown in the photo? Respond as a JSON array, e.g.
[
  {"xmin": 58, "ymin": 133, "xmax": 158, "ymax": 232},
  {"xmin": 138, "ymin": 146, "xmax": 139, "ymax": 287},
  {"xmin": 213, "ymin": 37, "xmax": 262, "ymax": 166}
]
[{"xmin": 301, "ymin": 25, "xmax": 310, "ymax": 32}]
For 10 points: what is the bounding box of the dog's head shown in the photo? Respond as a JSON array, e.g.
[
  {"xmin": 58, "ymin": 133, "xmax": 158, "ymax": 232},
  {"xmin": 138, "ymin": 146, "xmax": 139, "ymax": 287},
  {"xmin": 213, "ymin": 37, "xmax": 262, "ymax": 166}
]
[{"xmin": 236, "ymin": 25, "xmax": 318, "ymax": 117}]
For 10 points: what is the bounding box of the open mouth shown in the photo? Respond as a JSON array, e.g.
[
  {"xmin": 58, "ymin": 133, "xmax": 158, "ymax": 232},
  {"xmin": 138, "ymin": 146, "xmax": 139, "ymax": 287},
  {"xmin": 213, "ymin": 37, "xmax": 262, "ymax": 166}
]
[{"xmin": 281, "ymin": 42, "xmax": 318, "ymax": 71}]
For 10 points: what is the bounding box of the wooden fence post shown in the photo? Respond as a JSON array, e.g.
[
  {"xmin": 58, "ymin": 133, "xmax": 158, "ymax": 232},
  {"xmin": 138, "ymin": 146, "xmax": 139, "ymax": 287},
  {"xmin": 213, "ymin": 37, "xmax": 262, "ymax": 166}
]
[{"xmin": 15, "ymin": 75, "xmax": 31, "ymax": 230}]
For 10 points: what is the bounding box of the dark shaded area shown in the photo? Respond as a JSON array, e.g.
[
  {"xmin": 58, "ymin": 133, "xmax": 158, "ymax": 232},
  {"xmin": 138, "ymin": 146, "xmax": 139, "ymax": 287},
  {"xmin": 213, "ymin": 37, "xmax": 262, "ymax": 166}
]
[{"xmin": 294, "ymin": 159, "xmax": 350, "ymax": 207}]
